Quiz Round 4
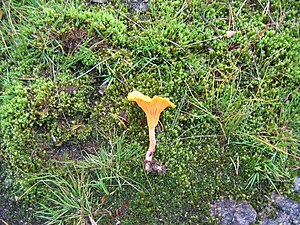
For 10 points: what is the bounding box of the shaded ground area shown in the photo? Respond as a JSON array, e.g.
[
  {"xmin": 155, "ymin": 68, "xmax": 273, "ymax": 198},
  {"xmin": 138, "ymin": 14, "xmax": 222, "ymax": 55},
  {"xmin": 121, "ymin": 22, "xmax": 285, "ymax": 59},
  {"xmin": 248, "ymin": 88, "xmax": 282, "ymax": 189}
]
[{"xmin": 0, "ymin": 164, "xmax": 41, "ymax": 225}]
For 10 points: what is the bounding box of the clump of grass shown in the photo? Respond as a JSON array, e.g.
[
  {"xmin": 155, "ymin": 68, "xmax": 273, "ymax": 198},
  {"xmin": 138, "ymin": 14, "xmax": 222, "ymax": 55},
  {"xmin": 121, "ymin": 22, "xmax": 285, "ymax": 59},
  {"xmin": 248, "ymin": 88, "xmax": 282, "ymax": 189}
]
[
  {"xmin": 32, "ymin": 133, "xmax": 144, "ymax": 224},
  {"xmin": 36, "ymin": 170, "xmax": 106, "ymax": 225}
]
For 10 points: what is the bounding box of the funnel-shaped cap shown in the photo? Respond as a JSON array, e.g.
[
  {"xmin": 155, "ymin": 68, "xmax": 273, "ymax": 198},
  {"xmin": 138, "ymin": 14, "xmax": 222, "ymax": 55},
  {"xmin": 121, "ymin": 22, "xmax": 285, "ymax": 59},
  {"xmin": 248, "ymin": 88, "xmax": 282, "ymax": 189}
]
[{"xmin": 128, "ymin": 91, "xmax": 176, "ymax": 129}]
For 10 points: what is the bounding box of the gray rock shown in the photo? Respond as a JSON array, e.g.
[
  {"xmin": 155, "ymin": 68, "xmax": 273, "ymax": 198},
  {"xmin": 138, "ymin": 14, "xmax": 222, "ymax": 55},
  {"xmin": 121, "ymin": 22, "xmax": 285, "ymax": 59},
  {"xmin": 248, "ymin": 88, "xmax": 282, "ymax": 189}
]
[
  {"xmin": 211, "ymin": 200, "xmax": 257, "ymax": 225},
  {"xmin": 91, "ymin": 0, "xmax": 107, "ymax": 3},
  {"xmin": 293, "ymin": 176, "xmax": 300, "ymax": 194},
  {"xmin": 261, "ymin": 193, "xmax": 300, "ymax": 225},
  {"xmin": 122, "ymin": 0, "xmax": 150, "ymax": 11},
  {"xmin": 131, "ymin": 1, "xmax": 148, "ymax": 11}
]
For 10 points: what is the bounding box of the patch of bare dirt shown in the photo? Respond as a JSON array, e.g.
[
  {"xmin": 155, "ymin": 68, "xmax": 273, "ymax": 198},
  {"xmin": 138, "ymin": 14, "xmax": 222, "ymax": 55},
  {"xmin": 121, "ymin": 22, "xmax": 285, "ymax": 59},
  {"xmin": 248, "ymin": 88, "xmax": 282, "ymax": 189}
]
[{"xmin": 61, "ymin": 28, "xmax": 88, "ymax": 53}]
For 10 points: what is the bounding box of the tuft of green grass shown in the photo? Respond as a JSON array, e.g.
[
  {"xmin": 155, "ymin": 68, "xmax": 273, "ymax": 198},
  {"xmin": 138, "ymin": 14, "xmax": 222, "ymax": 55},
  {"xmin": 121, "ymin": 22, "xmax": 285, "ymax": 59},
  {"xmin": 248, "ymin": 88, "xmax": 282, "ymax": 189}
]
[
  {"xmin": 36, "ymin": 170, "xmax": 105, "ymax": 225},
  {"xmin": 30, "ymin": 133, "xmax": 144, "ymax": 224}
]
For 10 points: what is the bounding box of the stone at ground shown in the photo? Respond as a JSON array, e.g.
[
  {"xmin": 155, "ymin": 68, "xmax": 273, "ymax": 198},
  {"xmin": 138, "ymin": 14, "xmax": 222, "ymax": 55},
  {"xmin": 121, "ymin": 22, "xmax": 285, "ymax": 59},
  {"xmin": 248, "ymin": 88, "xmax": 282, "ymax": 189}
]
[
  {"xmin": 92, "ymin": 0, "xmax": 150, "ymax": 11},
  {"xmin": 293, "ymin": 176, "xmax": 300, "ymax": 193},
  {"xmin": 212, "ymin": 176, "xmax": 300, "ymax": 225},
  {"xmin": 210, "ymin": 200, "xmax": 257, "ymax": 225},
  {"xmin": 129, "ymin": 0, "xmax": 149, "ymax": 11},
  {"xmin": 91, "ymin": 0, "xmax": 107, "ymax": 3},
  {"xmin": 0, "ymin": 164, "xmax": 41, "ymax": 224},
  {"xmin": 261, "ymin": 192, "xmax": 300, "ymax": 225}
]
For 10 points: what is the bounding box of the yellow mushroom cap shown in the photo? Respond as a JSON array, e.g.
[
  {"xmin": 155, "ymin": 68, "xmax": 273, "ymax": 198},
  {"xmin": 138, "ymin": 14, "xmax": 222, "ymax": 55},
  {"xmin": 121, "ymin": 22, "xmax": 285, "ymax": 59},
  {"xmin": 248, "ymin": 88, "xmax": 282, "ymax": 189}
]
[{"xmin": 127, "ymin": 91, "xmax": 176, "ymax": 129}]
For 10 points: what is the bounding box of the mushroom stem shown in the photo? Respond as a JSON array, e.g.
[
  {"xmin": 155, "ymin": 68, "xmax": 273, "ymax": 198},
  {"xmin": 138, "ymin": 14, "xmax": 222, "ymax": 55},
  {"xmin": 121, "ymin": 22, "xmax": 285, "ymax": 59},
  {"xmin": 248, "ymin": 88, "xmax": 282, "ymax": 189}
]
[
  {"xmin": 144, "ymin": 127, "xmax": 168, "ymax": 174},
  {"xmin": 144, "ymin": 127, "xmax": 157, "ymax": 172},
  {"xmin": 145, "ymin": 127, "xmax": 156, "ymax": 162}
]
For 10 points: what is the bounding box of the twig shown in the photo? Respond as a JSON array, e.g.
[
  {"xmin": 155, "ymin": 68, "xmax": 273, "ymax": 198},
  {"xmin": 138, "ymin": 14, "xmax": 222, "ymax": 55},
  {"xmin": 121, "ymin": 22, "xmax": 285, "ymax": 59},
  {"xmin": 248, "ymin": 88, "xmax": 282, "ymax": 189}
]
[
  {"xmin": 200, "ymin": 13, "xmax": 220, "ymax": 36},
  {"xmin": 259, "ymin": 0, "xmax": 277, "ymax": 28},
  {"xmin": 88, "ymin": 215, "xmax": 97, "ymax": 225},
  {"xmin": 228, "ymin": 2, "xmax": 236, "ymax": 30},
  {"xmin": 230, "ymin": 156, "xmax": 240, "ymax": 175},
  {"xmin": 236, "ymin": 0, "xmax": 247, "ymax": 17},
  {"xmin": 5, "ymin": 1, "xmax": 16, "ymax": 34},
  {"xmin": 168, "ymin": 39, "xmax": 186, "ymax": 51},
  {"xmin": 174, "ymin": 0, "xmax": 187, "ymax": 19},
  {"xmin": 184, "ymin": 36, "xmax": 223, "ymax": 48},
  {"xmin": 238, "ymin": 133, "xmax": 300, "ymax": 160},
  {"xmin": 71, "ymin": 57, "xmax": 111, "ymax": 81},
  {"xmin": 278, "ymin": 0, "xmax": 284, "ymax": 29},
  {"xmin": 240, "ymin": 20, "xmax": 271, "ymax": 54},
  {"xmin": 176, "ymin": 135, "xmax": 223, "ymax": 140},
  {"xmin": 0, "ymin": 219, "xmax": 9, "ymax": 225},
  {"xmin": 123, "ymin": 14, "xmax": 145, "ymax": 30},
  {"xmin": 0, "ymin": 29, "xmax": 13, "ymax": 60}
]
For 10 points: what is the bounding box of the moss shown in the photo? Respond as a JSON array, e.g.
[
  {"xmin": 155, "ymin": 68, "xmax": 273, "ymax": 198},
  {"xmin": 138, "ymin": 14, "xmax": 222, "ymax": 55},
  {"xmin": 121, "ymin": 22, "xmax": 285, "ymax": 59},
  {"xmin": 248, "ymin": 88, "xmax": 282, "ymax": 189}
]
[{"xmin": 0, "ymin": 0, "xmax": 299, "ymax": 224}]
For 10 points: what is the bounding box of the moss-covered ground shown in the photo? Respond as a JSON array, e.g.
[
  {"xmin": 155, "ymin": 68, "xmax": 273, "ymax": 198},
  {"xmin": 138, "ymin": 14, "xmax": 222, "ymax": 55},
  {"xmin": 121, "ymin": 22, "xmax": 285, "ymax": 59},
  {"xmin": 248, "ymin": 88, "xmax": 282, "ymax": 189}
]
[{"xmin": 0, "ymin": 0, "xmax": 299, "ymax": 224}]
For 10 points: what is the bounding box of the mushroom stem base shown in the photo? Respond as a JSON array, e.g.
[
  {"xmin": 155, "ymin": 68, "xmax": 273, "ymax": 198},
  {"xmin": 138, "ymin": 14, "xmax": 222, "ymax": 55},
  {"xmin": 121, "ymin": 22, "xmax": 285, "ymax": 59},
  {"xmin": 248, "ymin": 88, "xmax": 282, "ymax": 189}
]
[{"xmin": 144, "ymin": 160, "xmax": 168, "ymax": 174}]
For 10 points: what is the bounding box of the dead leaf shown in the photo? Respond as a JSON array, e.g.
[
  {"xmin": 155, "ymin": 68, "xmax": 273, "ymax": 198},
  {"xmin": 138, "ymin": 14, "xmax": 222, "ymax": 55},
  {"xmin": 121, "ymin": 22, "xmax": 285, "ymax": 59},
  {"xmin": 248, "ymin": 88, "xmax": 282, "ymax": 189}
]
[
  {"xmin": 0, "ymin": 8, "xmax": 3, "ymax": 20},
  {"xmin": 226, "ymin": 30, "xmax": 236, "ymax": 38},
  {"xmin": 98, "ymin": 84, "xmax": 107, "ymax": 95}
]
